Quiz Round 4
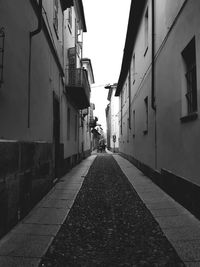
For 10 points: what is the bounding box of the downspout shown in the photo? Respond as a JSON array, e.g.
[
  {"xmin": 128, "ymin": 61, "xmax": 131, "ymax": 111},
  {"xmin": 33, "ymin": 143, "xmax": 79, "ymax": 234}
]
[
  {"xmin": 151, "ymin": 0, "xmax": 157, "ymax": 169},
  {"xmin": 151, "ymin": 0, "xmax": 156, "ymax": 111},
  {"xmin": 28, "ymin": 0, "xmax": 43, "ymax": 128}
]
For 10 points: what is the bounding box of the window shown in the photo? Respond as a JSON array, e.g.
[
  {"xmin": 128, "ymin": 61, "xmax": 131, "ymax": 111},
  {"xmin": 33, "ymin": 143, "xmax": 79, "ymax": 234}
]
[
  {"xmin": 144, "ymin": 7, "xmax": 149, "ymax": 55},
  {"xmin": 132, "ymin": 53, "xmax": 136, "ymax": 84},
  {"xmin": 67, "ymin": 108, "xmax": 71, "ymax": 140},
  {"xmin": 144, "ymin": 97, "xmax": 148, "ymax": 134},
  {"xmin": 68, "ymin": 7, "xmax": 72, "ymax": 29},
  {"xmin": 0, "ymin": 27, "xmax": 5, "ymax": 87},
  {"xmin": 182, "ymin": 37, "xmax": 197, "ymax": 115},
  {"xmin": 75, "ymin": 114, "xmax": 77, "ymax": 141},
  {"xmin": 127, "ymin": 118, "xmax": 129, "ymax": 142},
  {"xmin": 133, "ymin": 110, "xmax": 136, "ymax": 137},
  {"xmin": 128, "ymin": 72, "xmax": 131, "ymax": 129},
  {"xmin": 53, "ymin": 0, "xmax": 58, "ymax": 34}
]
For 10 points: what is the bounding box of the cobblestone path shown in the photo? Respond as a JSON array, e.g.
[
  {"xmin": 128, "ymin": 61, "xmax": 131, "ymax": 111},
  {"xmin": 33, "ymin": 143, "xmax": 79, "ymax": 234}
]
[{"xmin": 40, "ymin": 154, "xmax": 184, "ymax": 267}]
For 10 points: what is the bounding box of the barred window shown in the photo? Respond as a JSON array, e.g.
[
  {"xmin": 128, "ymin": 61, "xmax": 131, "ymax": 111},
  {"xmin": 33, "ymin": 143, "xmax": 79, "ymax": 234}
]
[
  {"xmin": 53, "ymin": 0, "xmax": 58, "ymax": 34},
  {"xmin": 182, "ymin": 37, "xmax": 197, "ymax": 114},
  {"xmin": 68, "ymin": 7, "xmax": 72, "ymax": 29},
  {"xmin": 133, "ymin": 110, "xmax": 136, "ymax": 137},
  {"xmin": 144, "ymin": 97, "xmax": 148, "ymax": 134},
  {"xmin": 144, "ymin": 7, "xmax": 149, "ymax": 55},
  {"xmin": 67, "ymin": 108, "xmax": 71, "ymax": 140}
]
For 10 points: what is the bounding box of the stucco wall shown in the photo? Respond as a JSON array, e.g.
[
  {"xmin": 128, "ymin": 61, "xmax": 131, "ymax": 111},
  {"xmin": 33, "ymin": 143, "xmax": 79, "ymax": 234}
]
[
  {"xmin": 118, "ymin": 0, "xmax": 200, "ymax": 185},
  {"xmin": 156, "ymin": 0, "xmax": 200, "ymax": 184},
  {"xmin": 0, "ymin": 0, "xmax": 64, "ymax": 142}
]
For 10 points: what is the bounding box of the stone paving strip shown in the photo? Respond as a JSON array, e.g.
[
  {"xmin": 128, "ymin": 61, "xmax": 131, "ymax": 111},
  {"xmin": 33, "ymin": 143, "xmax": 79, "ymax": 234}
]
[
  {"xmin": 113, "ymin": 154, "xmax": 200, "ymax": 267},
  {"xmin": 40, "ymin": 154, "xmax": 185, "ymax": 266},
  {"xmin": 0, "ymin": 155, "xmax": 97, "ymax": 267}
]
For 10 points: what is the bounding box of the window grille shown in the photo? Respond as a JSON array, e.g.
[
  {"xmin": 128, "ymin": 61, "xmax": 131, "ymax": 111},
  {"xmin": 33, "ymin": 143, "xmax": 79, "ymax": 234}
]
[
  {"xmin": 68, "ymin": 7, "xmax": 72, "ymax": 29},
  {"xmin": 53, "ymin": 0, "xmax": 58, "ymax": 34},
  {"xmin": 67, "ymin": 107, "xmax": 71, "ymax": 140},
  {"xmin": 0, "ymin": 27, "xmax": 5, "ymax": 87},
  {"xmin": 182, "ymin": 37, "xmax": 197, "ymax": 114},
  {"xmin": 144, "ymin": 8, "xmax": 149, "ymax": 51},
  {"xmin": 144, "ymin": 96, "xmax": 148, "ymax": 134},
  {"xmin": 185, "ymin": 65, "xmax": 197, "ymax": 113}
]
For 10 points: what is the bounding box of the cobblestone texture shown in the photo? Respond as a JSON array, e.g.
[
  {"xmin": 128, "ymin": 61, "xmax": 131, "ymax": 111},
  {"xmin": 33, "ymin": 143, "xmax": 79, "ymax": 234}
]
[{"xmin": 40, "ymin": 154, "xmax": 185, "ymax": 267}]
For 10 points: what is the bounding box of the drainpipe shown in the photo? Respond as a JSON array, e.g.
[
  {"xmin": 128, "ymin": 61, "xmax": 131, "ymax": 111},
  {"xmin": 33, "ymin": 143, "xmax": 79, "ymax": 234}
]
[
  {"xmin": 151, "ymin": 0, "xmax": 156, "ymax": 111},
  {"xmin": 151, "ymin": 0, "xmax": 157, "ymax": 169},
  {"xmin": 28, "ymin": 0, "xmax": 43, "ymax": 127}
]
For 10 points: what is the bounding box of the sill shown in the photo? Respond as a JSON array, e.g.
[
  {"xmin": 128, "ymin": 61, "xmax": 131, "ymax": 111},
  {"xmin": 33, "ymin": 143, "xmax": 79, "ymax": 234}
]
[
  {"xmin": 144, "ymin": 46, "xmax": 148, "ymax": 57},
  {"xmin": 133, "ymin": 79, "xmax": 135, "ymax": 85},
  {"xmin": 143, "ymin": 130, "xmax": 148, "ymax": 135},
  {"xmin": 180, "ymin": 112, "xmax": 198, "ymax": 123}
]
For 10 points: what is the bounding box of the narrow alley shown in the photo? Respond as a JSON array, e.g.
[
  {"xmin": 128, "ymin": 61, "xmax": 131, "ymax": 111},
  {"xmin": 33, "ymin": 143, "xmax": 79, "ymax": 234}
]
[
  {"xmin": 40, "ymin": 153, "xmax": 184, "ymax": 267},
  {"xmin": 1, "ymin": 152, "xmax": 200, "ymax": 266},
  {"xmin": 1, "ymin": 0, "xmax": 200, "ymax": 266}
]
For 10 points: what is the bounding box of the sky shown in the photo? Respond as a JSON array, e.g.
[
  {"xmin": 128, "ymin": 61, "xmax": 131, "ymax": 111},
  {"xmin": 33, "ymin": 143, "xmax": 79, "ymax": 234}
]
[{"xmin": 82, "ymin": 0, "xmax": 131, "ymax": 130}]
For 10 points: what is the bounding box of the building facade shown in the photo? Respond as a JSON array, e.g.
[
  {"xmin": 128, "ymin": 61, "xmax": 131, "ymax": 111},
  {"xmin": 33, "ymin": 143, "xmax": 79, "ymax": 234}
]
[
  {"xmin": 116, "ymin": 0, "xmax": 200, "ymax": 210},
  {"xmin": 105, "ymin": 84, "xmax": 119, "ymax": 152},
  {"xmin": 0, "ymin": 0, "xmax": 93, "ymax": 237}
]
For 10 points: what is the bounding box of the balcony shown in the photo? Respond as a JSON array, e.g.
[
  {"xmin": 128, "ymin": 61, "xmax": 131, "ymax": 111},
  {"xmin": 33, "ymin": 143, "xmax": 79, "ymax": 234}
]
[{"xmin": 65, "ymin": 68, "xmax": 91, "ymax": 109}]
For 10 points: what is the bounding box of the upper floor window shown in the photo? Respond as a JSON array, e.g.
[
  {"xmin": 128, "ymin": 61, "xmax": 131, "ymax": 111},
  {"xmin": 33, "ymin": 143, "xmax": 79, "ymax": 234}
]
[
  {"xmin": 132, "ymin": 53, "xmax": 136, "ymax": 84},
  {"xmin": 133, "ymin": 110, "xmax": 136, "ymax": 137},
  {"xmin": 74, "ymin": 114, "xmax": 78, "ymax": 141},
  {"xmin": 182, "ymin": 37, "xmax": 197, "ymax": 115},
  {"xmin": 0, "ymin": 27, "xmax": 5, "ymax": 87},
  {"xmin": 144, "ymin": 7, "xmax": 149, "ymax": 55},
  {"xmin": 144, "ymin": 96, "xmax": 148, "ymax": 134},
  {"xmin": 67, "ymin": 107, "xmax": 71, "ymax": 140},
  {"xmin": 53, "ymin": 0, "xmax": 58, "ymax": 35},
  {"xmin": 68, "ymin": 7, "xmax": 72, "ymax": 30}
]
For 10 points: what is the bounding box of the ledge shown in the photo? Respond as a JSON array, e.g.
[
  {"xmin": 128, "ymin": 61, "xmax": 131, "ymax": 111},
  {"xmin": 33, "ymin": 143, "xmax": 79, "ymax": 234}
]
[{"xmin": 180, "ymin": 112, "xmax": 198, "ymax": 123}]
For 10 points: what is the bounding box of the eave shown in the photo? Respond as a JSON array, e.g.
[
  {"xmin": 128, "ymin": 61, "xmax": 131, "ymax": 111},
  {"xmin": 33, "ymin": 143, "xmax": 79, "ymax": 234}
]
[{"xmin": 115, "ymin": 0, "xmax": 147, "ymax": 96}]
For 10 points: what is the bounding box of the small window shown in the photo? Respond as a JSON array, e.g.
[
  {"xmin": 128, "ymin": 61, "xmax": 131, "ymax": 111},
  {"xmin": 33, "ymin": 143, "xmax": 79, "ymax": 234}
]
[
  {"xmin": 127, "ymin": 118, "xmax": 129, "ymax": 142},
  {"xmin": 75, "ymin": 114, "xmax": 77, "ymax": 141},
  {"xmin": 132, "ymin": 53, "xmax": 136, "ymax": 84},
  {"xmin": 133, "ymin": 110, "xmax": 136, "ymax": 137},
  {"xmin": 53, "ymin": 0, "xmax": 59, "ymax": 35},
  {"xmin": 144, "ymin": 7, "xmax": 149, "ymax": 55},
  {"xmin": 182, "ymin": 37, "xmax": 197, "ymax": 115},
  {"xmin": 68, "ymin": 7, "xmax": 72, "ymax": 29},
  {"xmin": 0, "ymin": 27, "xmax": 5, "ymax": 87},
  {"xmin": 144, "ymin": 97, "xmax": 148, "ymax": 134},
  {"xmin": 67, "ymin": 108, "xmax": 71, "ymax": 140}
]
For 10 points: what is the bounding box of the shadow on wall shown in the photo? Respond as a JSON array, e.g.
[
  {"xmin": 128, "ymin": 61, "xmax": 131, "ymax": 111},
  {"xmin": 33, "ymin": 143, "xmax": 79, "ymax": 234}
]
[
  {"xmin": 120, "ymin": 152, "xmax": 200, "ymax": 222},
  {"xmin": 0, "ymin": 141, "xmax": 54, "ymax": 238}
]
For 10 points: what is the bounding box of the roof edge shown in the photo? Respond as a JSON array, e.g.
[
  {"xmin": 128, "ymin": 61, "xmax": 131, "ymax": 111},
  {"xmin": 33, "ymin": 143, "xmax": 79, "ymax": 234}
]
[{"xmin": 115, "ymin": 0, "xmax": 146, "ymax": 96}]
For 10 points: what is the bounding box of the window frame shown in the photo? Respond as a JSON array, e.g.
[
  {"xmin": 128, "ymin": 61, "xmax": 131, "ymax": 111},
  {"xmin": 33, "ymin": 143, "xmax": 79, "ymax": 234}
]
[
  {"xmin": 67, "ymin": 107, "xmax": 71, "ymax": 140},
  {"xmin": 143, "ymin": 96, "xmax": 148, "ymax": 134},
  {"xmin": 53, "ymin": 0, "xmax": 59, "ymax": 37},
  {"xmin": 144, "ymin": 7, "xmax": 149, "ymax": 56},
  {"xmin": 180, "ymin": 37, "xmax": 198, "ymax": 122}
]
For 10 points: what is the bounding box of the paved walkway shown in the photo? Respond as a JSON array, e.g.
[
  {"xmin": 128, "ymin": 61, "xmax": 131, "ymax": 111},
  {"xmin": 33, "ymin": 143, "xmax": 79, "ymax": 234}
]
[
  {"xmin": 0, "ymin": 156, "xmax": 97, "ymax": 267},
  {"xmin": 113, "ymin": 154, "xmax": 200, "ymax": 267},
  {"xmin": 0, "ymin": 153, "xmax": 200, "ymax": 266}
]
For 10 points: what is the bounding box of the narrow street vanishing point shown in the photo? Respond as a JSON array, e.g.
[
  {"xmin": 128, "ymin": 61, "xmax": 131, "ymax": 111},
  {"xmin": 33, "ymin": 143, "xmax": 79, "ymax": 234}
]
[{"xmin": 40, "ymin": 154, "xmax": 184, "ymax": 267}]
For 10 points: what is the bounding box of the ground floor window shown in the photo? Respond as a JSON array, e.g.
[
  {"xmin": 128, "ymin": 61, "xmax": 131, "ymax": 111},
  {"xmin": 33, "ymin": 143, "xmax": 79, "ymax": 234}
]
[{"xmin": 182, "ymin": 37, "xmax": 197, "ymax": 115}]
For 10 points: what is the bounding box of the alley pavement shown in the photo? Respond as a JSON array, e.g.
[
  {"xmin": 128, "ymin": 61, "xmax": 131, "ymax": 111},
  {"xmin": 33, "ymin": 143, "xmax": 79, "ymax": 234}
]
[{"xmin": 0, "ymin": 152, "xmax": 200, "ymax": 266}]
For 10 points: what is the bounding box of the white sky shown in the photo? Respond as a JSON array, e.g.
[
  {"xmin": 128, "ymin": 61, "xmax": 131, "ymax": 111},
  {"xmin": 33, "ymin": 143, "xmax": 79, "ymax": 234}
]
[{"xmin": 82, "ymin": 0, "xmax": 131, "ymax": 130}]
